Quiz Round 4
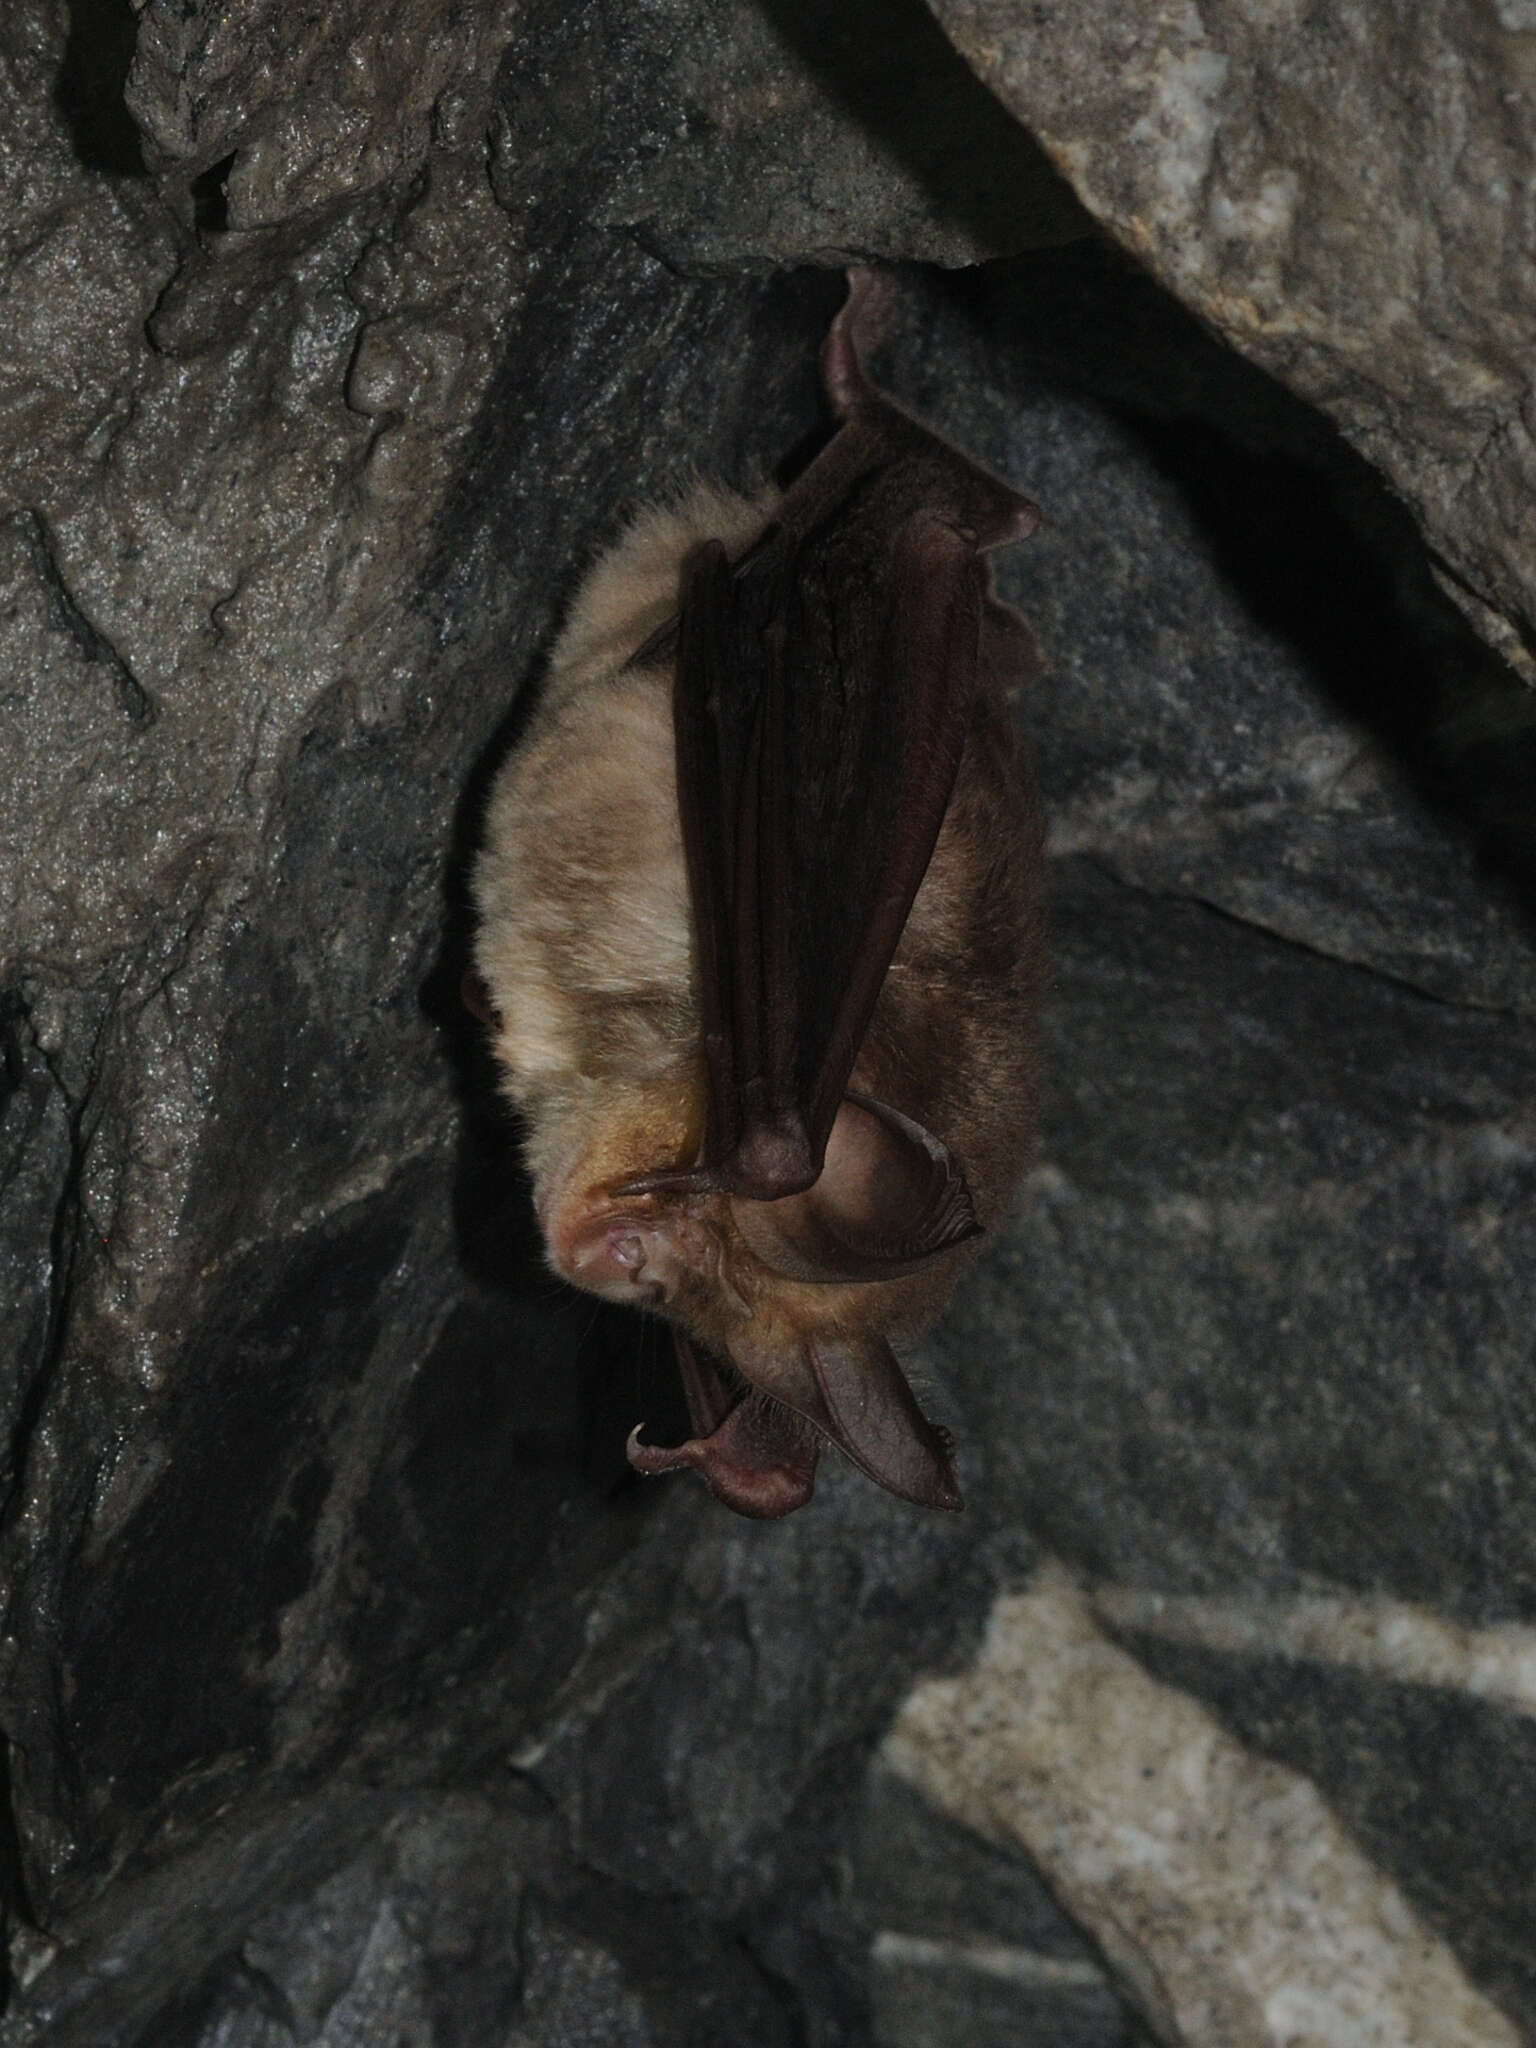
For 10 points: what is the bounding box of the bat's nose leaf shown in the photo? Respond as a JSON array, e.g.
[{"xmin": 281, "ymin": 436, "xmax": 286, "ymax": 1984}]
[{"xmin": 806, "ymin": 1334, "xmax": 963, "ymax": 1511}]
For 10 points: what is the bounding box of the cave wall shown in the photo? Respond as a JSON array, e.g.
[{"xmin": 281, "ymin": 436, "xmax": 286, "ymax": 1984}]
[
  {"xmin": 934, "ymin": 0, "xmax": 1536, "ymax": 688},
  {"xmin": 1, "ymin": 3, "xmax": 1534, "ymax": 2045}
]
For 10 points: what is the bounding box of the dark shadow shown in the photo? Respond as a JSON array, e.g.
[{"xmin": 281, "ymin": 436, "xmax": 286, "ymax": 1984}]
[
  {"xmin": 53, "ymin": 0, "xmax": 144, "ymax": 176},
  {"xmin": 945, "ymin": 245, "xmax": 1536, "ymax": 927},
  {"xmin": 752, "ymin": 0, "xmax": 1092, "ymax": 255},
  {"xmin": 190, "ymin": 154, "xmax": 236, "ymax": 236},
  {"xmin": 0, "ymin": 1741, "xmax": 39, "ymax": 2014},
  {"xmin": 1123, "ymin": 411, "xmax": 1536, "ymax": 909}
]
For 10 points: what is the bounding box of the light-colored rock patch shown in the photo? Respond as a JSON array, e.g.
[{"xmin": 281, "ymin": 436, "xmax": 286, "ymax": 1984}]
[
  {"xmin": 1093, "ymin": 1582, "xmax": 1536, "ymax": 1716},
  {"xmin": 884, "ymin": 1560, "xmax": 1519, "ymax": 2047}
]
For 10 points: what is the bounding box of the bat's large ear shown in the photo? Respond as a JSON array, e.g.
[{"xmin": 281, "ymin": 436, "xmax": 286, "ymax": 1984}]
[
  {"xmin": 821, "ymin": 268, "xmax": 892, "ymax": 417},
  {"xmin": 807, "ymin": 1334, "xmax": 963, "ymax": 1511},
  {"xmin": 731, "ymin": 1094, "xmax": 980, "ymax": 1283},
  {"xmin": 721, "ymin": 1322, "xmax": 962, "ymax": 1511}
]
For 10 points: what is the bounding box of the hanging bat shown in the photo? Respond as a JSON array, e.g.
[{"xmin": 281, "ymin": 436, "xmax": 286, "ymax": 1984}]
[{"xmin": 471, "ymin": 273, "xmax": 1045, "ymax": 1519}]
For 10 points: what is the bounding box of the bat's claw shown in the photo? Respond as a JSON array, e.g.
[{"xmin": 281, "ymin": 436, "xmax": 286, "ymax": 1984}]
[{"xmin": 626, "ymin": 1400, "xmax": 819, "ymax": 1520}]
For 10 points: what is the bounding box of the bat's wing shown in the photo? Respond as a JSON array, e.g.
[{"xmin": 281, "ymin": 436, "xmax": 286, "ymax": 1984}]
[
  {"xmin": 622, "ymin": 495, "xmax": 1014, "ymax": 1511},
  {"xmin": 673, "ymin": 516, "xmax": 981, "ymax": 1206},
  {"xmin": 619, "ymin": 411, "xmax": 1036, "ymax": 1240},
  {"xmin": 621, "ymin": 289, "xmax": 1041, "ymax": 1515}
]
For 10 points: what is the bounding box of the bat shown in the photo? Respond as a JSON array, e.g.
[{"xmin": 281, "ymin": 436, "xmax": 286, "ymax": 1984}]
[{"xmin": 471, "ymin": 273, "xmax": 1045, "ymax": 1519}]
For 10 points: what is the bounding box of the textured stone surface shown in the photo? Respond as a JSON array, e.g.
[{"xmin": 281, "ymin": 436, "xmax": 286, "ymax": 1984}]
[
  {"xmin": 865, "ymin": 252, "xmax": 1536, "ymax": 1629},
  {"xmin": 890, "ymin": 257, "xmax": 1536, "ymax": 2039},
  {"xmin": 885, "ymin": 1567, "xmax": 1520, "ymax": 2048},
  {"xmin": 1, "ymin": 0, "xmax": 522, "ymax": 1565},
  {"xmin": 127, "ymin": 0, "xmax": 519, "ymax": 220},
  {"xmin": 533, "ymin": 0, "xmax": 1091, "ymax": 270},
  {"xmin": 930, "ymin": 0, "xmax": 1536, "ymax": 687},
  {"xmin": 3, "ymin": 1, "xmax": 1536, "ymax": 2044},
  {"xmin": 1113, "ymin": 1614, "xmax": 1536, "ymax": 2036},
  {"xmin": 5, "ymin": 1783, "xmax": 802, "ymax": 2047},
  {"xmin": 857, "ymin": 1767, "xmax": 1152, "ymax": 2048},
  {"xmin": 1, "ymin": 2, "xmax": 1106, "ymax": 2039},
  {"xmin": 902, "ymin": 249, "xmax": 1536, "ymax": 1017}
]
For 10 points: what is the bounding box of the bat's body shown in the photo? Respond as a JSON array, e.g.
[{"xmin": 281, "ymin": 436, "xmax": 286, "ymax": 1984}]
[{"xmin": 473, "ymin": 279, "xmax": 1044, "ymax": 1518}]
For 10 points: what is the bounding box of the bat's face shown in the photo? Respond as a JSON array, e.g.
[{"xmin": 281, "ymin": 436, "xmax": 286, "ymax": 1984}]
[
  {"xmin": 524, "ymin": 1077, "xmax": 949, "ymax": 1354},
  {"xmin": 529, "ymin": 1081, "xmax": 743, "ymax": 1331},
  {"xmin": 538, "ymin": 1099, "xmax": 973, "ymax": 1523}
]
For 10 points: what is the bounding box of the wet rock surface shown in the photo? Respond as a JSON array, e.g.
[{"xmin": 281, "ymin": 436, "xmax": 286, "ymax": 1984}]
[{"xmin": 2, "ymin": 3, "xmax": 1534, "ymax": 2045}]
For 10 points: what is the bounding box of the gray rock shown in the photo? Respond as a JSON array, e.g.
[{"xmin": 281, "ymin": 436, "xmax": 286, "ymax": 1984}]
[
  {"xmin": 947, "ymin": 858, "xmax": 1536, "ymax": 1606},
  {"xmin": 512, "ymin": 0, "xmax": 1090, "ymax": 271},
  {"xmin": 900, "ymin": 264, "xmax": 1536, "ymax": 2042},
  {"xmin": 883, "ymin": 1570, "xmax": 1523, "ymax": 2046},
  {"xmin": 1116, "ymin": 1637, "xmax": 1536, "ymax": 2037},
  {"xmin": 867, "ymin": 252, "xmax": 1536, "ymax": 1015},
  {"xmin": 911, "ymin": 255, "xmax": 1536, "ymax": 1638},
  {"xmin": 857, "ymin": 1768, "xmax": 1152, "ymax": 2048},
  {"xmin": 126, "ymin": 0, "xmax": 519, "ymax": 218},
  {"xmin": 930, "ymin": 0, "xmax": 1536, "ymax": 685}
]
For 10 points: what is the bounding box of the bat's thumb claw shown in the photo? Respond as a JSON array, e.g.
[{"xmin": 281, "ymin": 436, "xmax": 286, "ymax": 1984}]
[
  {"xmin": 626, "ymin": 1423, "xmax": 697, "ymax": 1483},
  {"xmin": 626, "ymin": 1422, "xmax": 657, "ymax": 1461}
]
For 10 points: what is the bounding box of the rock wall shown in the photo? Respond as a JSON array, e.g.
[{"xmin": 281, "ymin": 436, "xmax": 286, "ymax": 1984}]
[
  {"xmin": 1, "ymin": 3, "xmax": 1533, "ymax": 2044},
  {"xmin": 933, "ymin": 0, "xmax": 1536, "ymax": 687}
]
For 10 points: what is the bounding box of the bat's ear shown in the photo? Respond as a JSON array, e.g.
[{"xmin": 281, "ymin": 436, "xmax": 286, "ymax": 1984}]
[
  {"xmin": 821, "ymin": 268, "xmax": 892, "ymax": 417},
  {"xmin": 806, "ymin": 1334, "xmax": 963, "ymax": 1511},
  {"xmin": 731, "ymin": 1094, "xmax": 980, "ymax": 1283},
  {"xmin": 717, "ymin": 1322, "xmax": 963, "ymax": 1512}
]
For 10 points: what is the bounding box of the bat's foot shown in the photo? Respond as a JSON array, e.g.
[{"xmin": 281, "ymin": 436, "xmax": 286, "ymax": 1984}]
[{"xmin": 626, "ymin": 1402, "xmax": 820, "ymax": 1519}]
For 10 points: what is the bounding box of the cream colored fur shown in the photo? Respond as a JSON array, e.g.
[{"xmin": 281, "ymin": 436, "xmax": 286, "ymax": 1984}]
[{"xmin": 473, "ymin": 483, "xmax": 775, "ymax": 1210}]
